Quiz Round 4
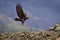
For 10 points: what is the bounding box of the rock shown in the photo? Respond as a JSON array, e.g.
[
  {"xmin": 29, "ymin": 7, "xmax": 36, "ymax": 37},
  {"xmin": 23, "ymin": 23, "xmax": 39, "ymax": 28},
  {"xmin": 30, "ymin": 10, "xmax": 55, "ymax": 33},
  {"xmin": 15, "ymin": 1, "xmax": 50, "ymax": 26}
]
[
  {"xmin": 0, "ymin": 23, "xmax": 60, "ymax": 40},
  {"xmin": 49, "ymin": 23, "xmax": 60, "ymax": 32},
  {"xmin": 56, "ymin": 37, "xmax": 60, "ymax": 40},
  {"xmin": 0, "ymin": 31, "xmax": 59, "ymax": 40}
]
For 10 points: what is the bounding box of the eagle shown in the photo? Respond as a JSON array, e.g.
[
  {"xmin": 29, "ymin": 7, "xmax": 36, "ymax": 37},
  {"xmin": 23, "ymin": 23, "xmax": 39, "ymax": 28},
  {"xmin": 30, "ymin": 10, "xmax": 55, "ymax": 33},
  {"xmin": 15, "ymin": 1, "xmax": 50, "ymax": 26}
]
[{"xmin": 15, "ymin": 4, "xmax": 29, "ymax": 25}]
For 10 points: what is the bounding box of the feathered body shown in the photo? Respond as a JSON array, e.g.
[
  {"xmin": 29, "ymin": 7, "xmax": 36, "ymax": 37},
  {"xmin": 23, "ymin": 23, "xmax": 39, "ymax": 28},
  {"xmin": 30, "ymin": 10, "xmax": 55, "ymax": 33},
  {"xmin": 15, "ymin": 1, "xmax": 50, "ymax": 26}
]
[{"xmin": 15, "ymin": 4, "xmax": 29, "ymax": 25}]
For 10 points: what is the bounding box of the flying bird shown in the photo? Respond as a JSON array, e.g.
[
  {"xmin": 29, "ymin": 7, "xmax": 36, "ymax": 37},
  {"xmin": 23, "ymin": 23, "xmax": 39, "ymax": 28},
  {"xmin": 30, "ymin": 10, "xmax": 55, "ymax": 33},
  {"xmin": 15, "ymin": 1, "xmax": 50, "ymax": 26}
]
[{"xmin": 15, "ymin": 4, "xmax": 29, "ymax": 25}]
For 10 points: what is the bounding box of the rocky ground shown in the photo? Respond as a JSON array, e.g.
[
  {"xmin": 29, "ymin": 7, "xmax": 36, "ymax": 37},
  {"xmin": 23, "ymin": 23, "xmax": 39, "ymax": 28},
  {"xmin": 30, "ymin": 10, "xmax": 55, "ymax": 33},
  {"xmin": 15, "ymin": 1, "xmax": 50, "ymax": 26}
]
[
  {"xmin": 0, "ymin": 30, "xmax": 60, "ymax": 40},
  {"xmin": 0, "ymin": 23, "xmax": 60, "ymax": 40}
]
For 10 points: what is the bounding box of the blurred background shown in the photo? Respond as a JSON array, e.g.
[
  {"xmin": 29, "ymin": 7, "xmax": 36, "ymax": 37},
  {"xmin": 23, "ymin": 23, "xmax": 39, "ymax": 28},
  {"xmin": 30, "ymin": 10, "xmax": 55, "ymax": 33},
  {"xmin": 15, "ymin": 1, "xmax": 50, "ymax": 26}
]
[{"xmin": 0, "ymin": 0, "xmax": 60, "ymax": 33}]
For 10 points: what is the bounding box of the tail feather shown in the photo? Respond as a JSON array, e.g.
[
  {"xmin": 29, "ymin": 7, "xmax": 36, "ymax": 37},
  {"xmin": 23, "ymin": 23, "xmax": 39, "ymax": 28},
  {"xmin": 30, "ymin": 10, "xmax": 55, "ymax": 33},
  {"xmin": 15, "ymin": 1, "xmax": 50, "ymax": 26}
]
[{"xmin": 24, "ymin": 16, "xmax": 29, "ymax": 21}]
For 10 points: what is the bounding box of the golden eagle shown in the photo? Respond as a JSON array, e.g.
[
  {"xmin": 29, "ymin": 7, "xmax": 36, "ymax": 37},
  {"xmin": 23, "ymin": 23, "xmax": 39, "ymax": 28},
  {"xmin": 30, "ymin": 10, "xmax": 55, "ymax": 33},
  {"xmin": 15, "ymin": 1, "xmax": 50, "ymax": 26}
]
[{"xmin": 15, "ymin": 4, "xmax": 29, "ymax": 25}]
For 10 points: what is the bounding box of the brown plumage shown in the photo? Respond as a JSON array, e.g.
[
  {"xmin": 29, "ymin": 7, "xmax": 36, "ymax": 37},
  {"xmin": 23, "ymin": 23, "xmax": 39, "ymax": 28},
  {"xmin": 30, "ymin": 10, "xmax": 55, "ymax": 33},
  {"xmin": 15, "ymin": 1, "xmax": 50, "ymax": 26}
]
[{"xmin": 15, "ymin": 4, "xmax": 29, "ymax": 25}]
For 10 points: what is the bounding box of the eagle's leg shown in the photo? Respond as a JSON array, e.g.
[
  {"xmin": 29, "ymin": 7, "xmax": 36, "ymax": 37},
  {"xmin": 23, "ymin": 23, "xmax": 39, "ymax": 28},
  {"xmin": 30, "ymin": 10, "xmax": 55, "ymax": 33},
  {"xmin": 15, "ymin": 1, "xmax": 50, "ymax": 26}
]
[{"xmin": 21, "ymin": 19, "xmax": 24, "ymax": 25}]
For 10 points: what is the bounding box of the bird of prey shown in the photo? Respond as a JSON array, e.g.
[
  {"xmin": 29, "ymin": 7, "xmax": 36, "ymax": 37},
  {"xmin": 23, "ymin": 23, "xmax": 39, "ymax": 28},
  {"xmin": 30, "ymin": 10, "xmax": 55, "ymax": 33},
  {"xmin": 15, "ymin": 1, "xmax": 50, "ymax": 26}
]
[{"xmin": 15, "ymin": 4, "xmax": 29, "ymax": 25}]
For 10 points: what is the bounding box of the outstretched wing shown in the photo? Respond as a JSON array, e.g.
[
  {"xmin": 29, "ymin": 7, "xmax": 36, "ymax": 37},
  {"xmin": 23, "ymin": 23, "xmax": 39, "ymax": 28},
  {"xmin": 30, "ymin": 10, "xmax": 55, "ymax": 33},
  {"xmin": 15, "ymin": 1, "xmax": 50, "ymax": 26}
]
[{"xmin": 16, "ymin": 4, "xmax": 26, "ymax": 18}]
